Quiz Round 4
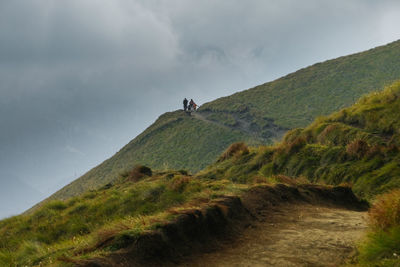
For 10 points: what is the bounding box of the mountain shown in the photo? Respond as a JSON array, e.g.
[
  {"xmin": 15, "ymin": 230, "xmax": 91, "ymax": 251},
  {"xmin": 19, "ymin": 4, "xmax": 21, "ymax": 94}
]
[
  {"xmin": 201, "ymin": 81, "xmax": 400, "ymax": 198},
  {"xmin": 48, "ymin": 40, "xmax": 400, "ymax": 201}
]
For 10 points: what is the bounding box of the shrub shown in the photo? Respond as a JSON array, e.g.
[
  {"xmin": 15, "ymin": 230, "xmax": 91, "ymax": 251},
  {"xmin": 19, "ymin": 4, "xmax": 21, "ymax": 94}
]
[
  {"xmin": 218, "ymin": 142, "xmax": 249, "ymax": 162},
  {"xmin": 368, "ymin": 189, "xmax": 400, "ymax": 230},
  {"xmin": 127, "ymin": 165, "xmax": 153, "ymax": 182}
]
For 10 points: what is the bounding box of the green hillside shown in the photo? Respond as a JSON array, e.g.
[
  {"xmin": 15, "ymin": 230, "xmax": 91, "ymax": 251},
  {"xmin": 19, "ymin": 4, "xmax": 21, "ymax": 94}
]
[
  {"xmin": 47, "ymin": 111, "xmax": 264, "ymax": 201},
  {"xmin": 0, "ymin": 165, "xmax": 364, "ymax": 266},
  {"xmin": 3, "ymin": 82, "xmax": 400, "ymax": 266},
  {"xmin": 48, "ymin": 40, "xmax": 400, "ymax": 202},
  {"xmin": 201, "ymin": 40, "xmax": 400, "ymax": 128},
  {"xmin": 201, "ymin": 81, "xmax": 400, "ymax": 198},
  {"xmin": 0, "ymin": 168, "xmax": 251, "ymax": 266}
]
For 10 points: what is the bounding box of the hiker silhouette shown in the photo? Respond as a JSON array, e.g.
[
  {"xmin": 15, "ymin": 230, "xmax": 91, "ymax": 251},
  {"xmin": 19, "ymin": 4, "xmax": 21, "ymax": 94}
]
[
  {"xmin": 183, "ymin": 98, "xmax": 188, "ymax": 111},
  {"xmin": 189, "ymin": 99, "xmax": 197, "ymax": 111}
]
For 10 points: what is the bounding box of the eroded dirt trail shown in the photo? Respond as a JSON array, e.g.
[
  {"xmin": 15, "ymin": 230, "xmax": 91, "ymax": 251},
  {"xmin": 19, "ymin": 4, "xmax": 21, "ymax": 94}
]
[{"xmin": 181, "ymin": 204, "xmax": 367, "ymax": 267}]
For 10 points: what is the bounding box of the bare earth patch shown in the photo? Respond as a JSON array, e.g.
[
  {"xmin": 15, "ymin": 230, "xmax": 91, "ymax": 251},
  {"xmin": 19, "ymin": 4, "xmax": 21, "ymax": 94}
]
[{"xmin": 181, "ymin": 204, "xmax": 367, "ymax": 267}]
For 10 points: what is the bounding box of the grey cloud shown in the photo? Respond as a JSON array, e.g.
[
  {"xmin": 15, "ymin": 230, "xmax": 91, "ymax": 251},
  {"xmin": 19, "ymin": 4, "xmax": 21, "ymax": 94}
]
[{"xmin": 0, "ymin": 1, "xmax": 179, "ymax": 65}]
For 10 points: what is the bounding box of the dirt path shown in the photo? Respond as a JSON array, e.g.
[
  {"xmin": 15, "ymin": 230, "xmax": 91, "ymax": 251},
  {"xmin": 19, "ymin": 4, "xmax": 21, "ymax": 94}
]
[{"xmin": 180, "ymin": 204, "xmax": 367, "ymax": 267}]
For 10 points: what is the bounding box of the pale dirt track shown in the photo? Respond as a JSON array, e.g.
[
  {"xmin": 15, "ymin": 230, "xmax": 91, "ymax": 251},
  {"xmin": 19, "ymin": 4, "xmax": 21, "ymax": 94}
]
[{"xmin": 180, "ymin": 204, "xmax": 367, "ymax": 267}]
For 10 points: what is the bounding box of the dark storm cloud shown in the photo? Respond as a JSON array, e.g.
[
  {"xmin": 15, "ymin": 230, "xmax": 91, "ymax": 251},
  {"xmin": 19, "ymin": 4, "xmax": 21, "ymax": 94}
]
[{"xmin": 1, "ymin": 0, "xmax": 400, "ymax": 218}]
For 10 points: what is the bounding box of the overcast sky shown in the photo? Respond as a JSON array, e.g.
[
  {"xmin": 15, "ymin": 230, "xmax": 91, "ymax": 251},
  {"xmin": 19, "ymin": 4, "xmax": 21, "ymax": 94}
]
[{"xmin": 1, "ymin": 0, "xmax": 400, "ymax": 218}]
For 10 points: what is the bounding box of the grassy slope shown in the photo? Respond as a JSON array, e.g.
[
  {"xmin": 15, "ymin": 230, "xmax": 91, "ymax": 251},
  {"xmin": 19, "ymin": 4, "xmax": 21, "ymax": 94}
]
[
  {"xmin": 200, "ymin": 81, "xmax": 400, "ymax": 198},
  {"xmin": 201, "ymin": 40, "xmax": 400, "ymax": 128},
  {"xmin": 49, "ymin": 111, "xmax": 258, "ymax": 201},
  {"xmin": 358, "ymin": 189, "xmax": 400, "ymax": 266},
  {"xmin": 0, "ymin": 168, "xmax": 361, "ymax": 266},
  {"xmin": 0, "ymin": 170, "xmax": 250, "ymax": 266},
  {"xmin": 49, "ymin": 39, "xmax": 400, "ymax": 202},
  {"xmin": 4, "ymin": 83, "xmax": 400, "ymax": 266}
]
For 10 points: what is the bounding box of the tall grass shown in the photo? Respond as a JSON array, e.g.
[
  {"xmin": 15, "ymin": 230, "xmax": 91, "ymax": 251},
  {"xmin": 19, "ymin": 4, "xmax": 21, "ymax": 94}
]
[
  {"xmin": 0, "ymin": 170, "xmax": 249, "ymax": 266},
  {"xmin": 218, "ymin": 142, "xmax": 249, "ymax": 162},
  {"xmin": 201, "ymin": 81, "xmax": 400, "ymax": 198},
  {"xmin": 358, "ymin": 189, "xmax": 400, "ymax": 266},
  {"xmin": 368, "ymin": 189, "xmax": 400, "ymax": 230}
]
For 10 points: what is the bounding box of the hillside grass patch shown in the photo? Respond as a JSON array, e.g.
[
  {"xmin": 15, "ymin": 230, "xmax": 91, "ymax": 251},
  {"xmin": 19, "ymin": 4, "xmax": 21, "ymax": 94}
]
[{"xmin": 358, "ymin": 189, "xmax": 400, "ymax": 266}]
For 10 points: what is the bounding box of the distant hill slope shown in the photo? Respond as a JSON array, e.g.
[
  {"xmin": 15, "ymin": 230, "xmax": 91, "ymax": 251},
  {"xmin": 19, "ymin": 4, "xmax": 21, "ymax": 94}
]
[
  {"xmin": 48, "ymin": 111, "xmax": 268, "ymax": 201},
  {"xmin": 201, "ymin": 81, "xmax": 400, "ymax": 198},
  {"xmin": 47, "ymin": 40, "xmax": 400, "ymax": 201},
  {"xmin": 201, "ymin": 40, "xmax": 400, "ymax": 129}
]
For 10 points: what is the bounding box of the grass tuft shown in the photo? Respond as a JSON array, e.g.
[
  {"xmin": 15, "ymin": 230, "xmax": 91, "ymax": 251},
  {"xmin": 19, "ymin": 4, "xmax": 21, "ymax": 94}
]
[
  {"xmin": 218, "ymin": 142, "xmax": 249, "ymax": 162},
  {"xmin": 358, "ymin": 188, "xmax": 400, "ymax": 266},
  {"xmin": 346, "ymin": 139, "xmax": 370, "ymax": 159},
  {"xmin": 368, "ymin": 189, "xmax": 400, "ymax": 230}
]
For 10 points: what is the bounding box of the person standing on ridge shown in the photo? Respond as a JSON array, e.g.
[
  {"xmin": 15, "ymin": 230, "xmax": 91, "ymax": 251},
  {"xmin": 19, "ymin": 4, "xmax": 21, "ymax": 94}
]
[
  {"xmin": 189, "ymin": 99, "xmax": 196, "ymax": 111},
  {"xmin": 183, "ymin": 98, "xmax": 188, "ymax": 111}
]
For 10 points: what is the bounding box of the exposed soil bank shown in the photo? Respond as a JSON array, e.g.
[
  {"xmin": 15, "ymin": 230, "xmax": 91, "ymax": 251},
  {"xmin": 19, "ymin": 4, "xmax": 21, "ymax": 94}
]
[{"xmin": 73, "ymin": 184, "xmax": 368, "ymax": 267}]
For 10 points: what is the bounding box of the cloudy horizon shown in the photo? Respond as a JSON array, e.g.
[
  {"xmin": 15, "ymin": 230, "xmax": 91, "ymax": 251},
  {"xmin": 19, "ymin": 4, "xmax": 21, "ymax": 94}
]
[{"xmin": 1, "ymin": 0, "xmax": 400, "ymax": 218}]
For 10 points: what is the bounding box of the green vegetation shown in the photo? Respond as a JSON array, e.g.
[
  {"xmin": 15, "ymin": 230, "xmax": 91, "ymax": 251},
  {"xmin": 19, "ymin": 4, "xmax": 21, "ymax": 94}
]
[
  {"xmin": 0, "ymin": 168, "xmax": 250, "ymax": 266},
  {"xmin": 4, "ymin": 81, "xmax": 400, "ymax": 266},
  {"xmin": 46, "ymin": 111, "xmax": 258, "ymax": 202},
  {"xmin": 201, "ymin": 40, "xmax": 400, "ymax": 129},
  {"xmin": 200, "ymin": 82, "xmax": 400, "ymax": 198},
  {"xmin": 206, "ymin": 112, "xmax": 238, "ymax": 127},
  {"xmin": 46, "ymin": 39, "xmax": 400, "ymax": 203},
  {"xmin": 358, "ymin": 189, "xmax": 400, "ymax": 266}
]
